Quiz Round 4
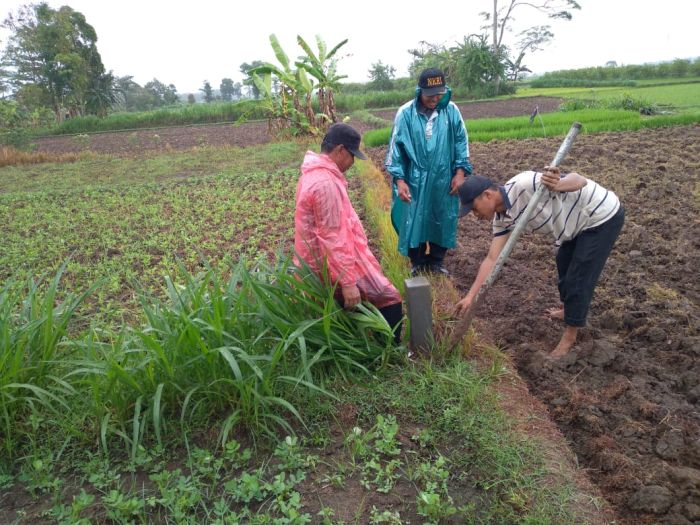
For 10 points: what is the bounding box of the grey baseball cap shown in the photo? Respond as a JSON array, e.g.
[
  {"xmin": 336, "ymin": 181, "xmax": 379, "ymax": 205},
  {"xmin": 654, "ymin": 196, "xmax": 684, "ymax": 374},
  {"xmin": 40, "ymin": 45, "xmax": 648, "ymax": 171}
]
[{"xmin": 458, "ymin": 175, "xmax": 494, "ymax": 217}]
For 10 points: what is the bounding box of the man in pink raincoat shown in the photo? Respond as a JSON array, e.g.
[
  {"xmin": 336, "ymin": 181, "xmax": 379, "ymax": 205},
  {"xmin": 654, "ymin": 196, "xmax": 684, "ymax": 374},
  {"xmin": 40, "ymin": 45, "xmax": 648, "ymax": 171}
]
[{"xmin": 295, "ymin": 123, "xmax": 403, "ymax": 343}]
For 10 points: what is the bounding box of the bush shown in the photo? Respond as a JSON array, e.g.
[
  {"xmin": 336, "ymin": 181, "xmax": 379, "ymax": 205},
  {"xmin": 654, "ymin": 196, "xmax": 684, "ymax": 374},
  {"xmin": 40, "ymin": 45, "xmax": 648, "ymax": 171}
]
[
  {"xmin": 609, "ymin": 93, "xmax": 658, "ymax": 114},
  {"xmin": 531, "ymin": 78, "xmax": 637, "ymax": 88},
  {"xmin": 558, "ymin": 99, "xmax": 602, "ymax": 111},
  {"xmin": 46, "ymin": 99, "xmax": 269, "ymax": 135},
  {"xmin": 558, "ymin": 94, "xmax": 659, "ymax": 115},
  {"xmin": 0, "ymin": 128, "xmax": 35, "ymax": 149}
]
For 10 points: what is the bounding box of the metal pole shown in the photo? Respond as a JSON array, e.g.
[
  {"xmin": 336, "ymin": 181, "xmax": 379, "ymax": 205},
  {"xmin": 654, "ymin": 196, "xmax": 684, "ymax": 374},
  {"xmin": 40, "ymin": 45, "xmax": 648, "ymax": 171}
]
[{"xmin": 450, "ymin": 122, "xmax": 582, "ymax": 346}]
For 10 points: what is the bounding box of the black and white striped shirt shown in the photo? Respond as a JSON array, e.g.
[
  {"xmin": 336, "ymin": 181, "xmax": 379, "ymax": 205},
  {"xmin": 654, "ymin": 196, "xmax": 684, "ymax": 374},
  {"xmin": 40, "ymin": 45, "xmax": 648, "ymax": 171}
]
[{"xmin": 493, "ymin": 171, "xmax": 621, "ymax": 242}]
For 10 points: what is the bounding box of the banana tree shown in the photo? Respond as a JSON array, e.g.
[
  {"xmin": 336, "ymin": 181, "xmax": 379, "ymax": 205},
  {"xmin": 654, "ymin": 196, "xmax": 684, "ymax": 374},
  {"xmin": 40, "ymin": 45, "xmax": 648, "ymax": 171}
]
[
  {"xmin": 295, "ymin": 35, "xmax": 348, "ymax": 124},
  {"xmin": 250, "ymin": 34, "xmax": 319, "ymax": 135}
]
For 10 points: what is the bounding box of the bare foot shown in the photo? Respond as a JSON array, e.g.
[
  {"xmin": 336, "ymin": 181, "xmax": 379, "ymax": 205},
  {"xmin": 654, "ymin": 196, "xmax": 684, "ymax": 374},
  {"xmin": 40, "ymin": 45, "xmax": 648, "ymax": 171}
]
[
  {"xmin": 546, "ymin": 306, "xmax": 565, "ymax": 320},
  {"xmin": 549, "ymin": 326, "xmax": 578, "ymax": 359}
]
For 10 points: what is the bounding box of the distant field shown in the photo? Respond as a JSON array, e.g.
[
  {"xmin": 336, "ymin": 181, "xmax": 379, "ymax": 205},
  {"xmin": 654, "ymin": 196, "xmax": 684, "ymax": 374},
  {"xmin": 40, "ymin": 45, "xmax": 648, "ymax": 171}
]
[
  {"xmin": 0, "ymin": 142, "xmax": 305, "ymax": 325},
  {"xmin": 516, "ymin": 78, "xmax": 700, "ymax": 113},
  {"xmin": 364, "ymin": 107, "xmax": 700, "ymax": 146}
]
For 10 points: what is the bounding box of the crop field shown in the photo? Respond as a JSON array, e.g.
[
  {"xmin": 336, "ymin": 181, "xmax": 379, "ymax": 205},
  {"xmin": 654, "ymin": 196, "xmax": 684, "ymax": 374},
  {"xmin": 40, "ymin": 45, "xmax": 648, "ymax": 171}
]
[
  {"xmin": 0, "ymin": 142, "xmax": 303, "ymax": 325},
  {"xmin": 3, "ymin": 92, "xmax": 698, "ymax": 523},
  {"xmin": 516, "ymin": 79, "xmax": 700, "ymax": 114},
  {"xmin": 1, "ymin": 127, "xmax": 605, "ymax": 523},
  {"xmin": 364, "ymin": 81, "xmax": 700, "ymax": 149}
]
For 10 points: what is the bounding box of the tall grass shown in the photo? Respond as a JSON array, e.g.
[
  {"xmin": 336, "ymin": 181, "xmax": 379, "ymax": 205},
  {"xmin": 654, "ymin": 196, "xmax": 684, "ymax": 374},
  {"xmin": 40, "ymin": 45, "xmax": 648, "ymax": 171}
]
[
  {"xmin": 0, "ymin": 146, "xmax": 94, "ymax": 168},
  {"xmin": 0, "ymin": 265, "xmax": 95, "ymax": 460},
  {"xmin": 1, "ymin": 256, "xmax": 402, "ymax": 463},
  {"xmin": 64, "ymin": 257, "xmax": 400, "ymax": 457},
  {"xmin": 356, "ymin": 161, "xmax": 409, "ymax": 292}
]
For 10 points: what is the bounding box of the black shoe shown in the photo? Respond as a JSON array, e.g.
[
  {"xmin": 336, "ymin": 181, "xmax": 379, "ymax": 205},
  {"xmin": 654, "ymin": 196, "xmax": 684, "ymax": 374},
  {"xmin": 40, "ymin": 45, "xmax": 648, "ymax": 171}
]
[
  {"xmin": 411, "ymin": 265, "xmax": 426, "ymax": 277},
  {"xmin": 429, "ymin": 264, "xmax": 450, "ymax": 276}
]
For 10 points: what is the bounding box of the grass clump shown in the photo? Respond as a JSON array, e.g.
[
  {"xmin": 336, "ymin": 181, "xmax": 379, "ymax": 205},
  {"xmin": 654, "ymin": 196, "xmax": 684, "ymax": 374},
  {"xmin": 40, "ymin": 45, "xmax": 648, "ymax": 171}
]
[
  {"xmin": 0, "ymin": 146, "xmax": 95, "ymax": 168},
  {"xmin": 356, "ymin": 160, "xmax": 409, "ymax": 292},
  {"xmin": 558, "ymin": 93, "xmax": 660, "ymax": 115},
  {"xmin": 0, "ymin": 264, "xmax": 97, "ymax": 460},
  {"xmin": 1, "ymin": 258, "xmax": 403, "ymax": 465}
]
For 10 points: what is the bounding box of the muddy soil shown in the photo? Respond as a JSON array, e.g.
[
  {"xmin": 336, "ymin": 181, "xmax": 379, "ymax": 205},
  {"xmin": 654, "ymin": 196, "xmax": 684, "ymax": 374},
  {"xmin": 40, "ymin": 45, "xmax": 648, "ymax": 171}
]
[
  {"xmin": 373, "ymin": 124, "xmax": 700, "ymax": 525},
  {"xmin": 28, "ymin": 97, "xmax": 562, "ymax": 157}
]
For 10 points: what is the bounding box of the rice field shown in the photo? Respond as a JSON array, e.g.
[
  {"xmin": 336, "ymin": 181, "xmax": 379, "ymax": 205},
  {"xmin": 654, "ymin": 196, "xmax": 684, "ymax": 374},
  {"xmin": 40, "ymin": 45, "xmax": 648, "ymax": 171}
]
[{"xmin": 516, "ymin": 79, "xmax": 700, "ymax": 114}]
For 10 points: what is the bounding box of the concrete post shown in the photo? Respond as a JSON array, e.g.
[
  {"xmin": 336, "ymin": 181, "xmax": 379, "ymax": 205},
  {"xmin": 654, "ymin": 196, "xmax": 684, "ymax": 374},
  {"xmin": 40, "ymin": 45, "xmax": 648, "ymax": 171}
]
[{"xmin": 404, "ymin": 276, "xmax": 432, "ymax": 352}]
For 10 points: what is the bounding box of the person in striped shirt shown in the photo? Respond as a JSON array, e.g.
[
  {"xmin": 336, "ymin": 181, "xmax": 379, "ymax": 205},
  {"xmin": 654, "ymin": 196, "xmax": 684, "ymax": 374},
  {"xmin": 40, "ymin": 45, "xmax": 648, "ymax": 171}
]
[{"xmin": 454, "ymin": 166, "xmax": 624, "ymax": 358}]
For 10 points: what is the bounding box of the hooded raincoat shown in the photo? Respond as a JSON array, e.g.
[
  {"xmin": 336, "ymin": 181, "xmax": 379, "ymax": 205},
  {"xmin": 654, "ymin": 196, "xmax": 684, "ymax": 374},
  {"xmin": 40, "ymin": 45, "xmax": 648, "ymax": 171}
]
[
  {"xmin": 294, "ymin": 151, "xmax": 401, "ymax": 309},
  {"xmin": 386, "ymin": 88, "xmax": 471, "ymax": 256}
]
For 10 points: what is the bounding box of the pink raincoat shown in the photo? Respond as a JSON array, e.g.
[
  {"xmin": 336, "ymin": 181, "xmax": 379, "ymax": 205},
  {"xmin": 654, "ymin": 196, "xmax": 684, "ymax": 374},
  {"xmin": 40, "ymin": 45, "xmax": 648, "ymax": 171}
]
[{"xmin": 294, "ymin": 151, "xmax": 401, "ymax": 309}]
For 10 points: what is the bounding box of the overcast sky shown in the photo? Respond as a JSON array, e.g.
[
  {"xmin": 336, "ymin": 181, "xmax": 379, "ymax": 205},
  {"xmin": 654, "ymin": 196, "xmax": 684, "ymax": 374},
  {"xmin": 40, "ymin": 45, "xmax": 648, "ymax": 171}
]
[{"xmin": 1, "ymin": 0, "xmax": 699, "ymax": 94}]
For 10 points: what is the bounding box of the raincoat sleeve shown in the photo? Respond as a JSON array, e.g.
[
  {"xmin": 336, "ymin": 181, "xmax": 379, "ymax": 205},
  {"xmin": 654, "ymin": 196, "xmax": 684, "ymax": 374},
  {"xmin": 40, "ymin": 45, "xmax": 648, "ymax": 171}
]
[
  {"xmin": 385, "ymin": 112, "xmax": 411, "ymax": 182},
  {"xmin": 309, "ymin": 179, "xmax": 359, "ymax": 288},
  {"xmin": 449, "ymin": 105, "xmax": 473, "ymax": 175}
]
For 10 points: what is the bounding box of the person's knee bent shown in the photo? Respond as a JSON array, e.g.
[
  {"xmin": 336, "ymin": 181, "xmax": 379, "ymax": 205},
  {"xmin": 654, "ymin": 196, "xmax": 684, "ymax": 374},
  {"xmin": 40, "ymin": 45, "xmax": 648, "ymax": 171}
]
[{"xmin": 378, "ymin": 302, "xmax": 403, "ymax": 344}]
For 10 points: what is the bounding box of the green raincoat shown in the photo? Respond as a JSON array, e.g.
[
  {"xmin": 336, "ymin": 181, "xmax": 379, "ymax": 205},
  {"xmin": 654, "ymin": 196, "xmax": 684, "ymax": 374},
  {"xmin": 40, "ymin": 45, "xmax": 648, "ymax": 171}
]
[{"xmin": 386, "ymin": 88, "xmax": 471, "ymax": 256}]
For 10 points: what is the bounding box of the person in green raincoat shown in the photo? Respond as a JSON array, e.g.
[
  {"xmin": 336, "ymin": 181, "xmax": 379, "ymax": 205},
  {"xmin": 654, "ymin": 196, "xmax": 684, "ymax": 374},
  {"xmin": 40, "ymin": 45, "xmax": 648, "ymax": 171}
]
[{"xmin": 386, "ymin": 68, "xmax": 473, "ymax": 275}]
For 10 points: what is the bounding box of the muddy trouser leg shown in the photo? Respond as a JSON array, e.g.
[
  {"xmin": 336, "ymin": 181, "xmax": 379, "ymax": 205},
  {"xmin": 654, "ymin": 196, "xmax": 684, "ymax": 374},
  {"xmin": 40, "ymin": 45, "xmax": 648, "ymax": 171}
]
[
  {"xmin": 556, "ymin": 207, "xmax": 625, "ymax": 327},
  {"xmin": 408, "ymin": 244, "xmax": 429, "ymax": 269},
  {"xmin": 426, "ymin": 243, "xmax": 448, "ymax": 267},
  {"xmin": 378, "ymin": 302, "xmax": 403, "ymax": 345}
]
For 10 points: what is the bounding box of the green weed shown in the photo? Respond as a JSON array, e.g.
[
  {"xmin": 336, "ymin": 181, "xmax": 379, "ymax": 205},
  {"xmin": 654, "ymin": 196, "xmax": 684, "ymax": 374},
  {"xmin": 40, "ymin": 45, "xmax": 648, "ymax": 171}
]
[{"xmin": 0, "ymin": 265, "xmax": 96, "ymax": 461}]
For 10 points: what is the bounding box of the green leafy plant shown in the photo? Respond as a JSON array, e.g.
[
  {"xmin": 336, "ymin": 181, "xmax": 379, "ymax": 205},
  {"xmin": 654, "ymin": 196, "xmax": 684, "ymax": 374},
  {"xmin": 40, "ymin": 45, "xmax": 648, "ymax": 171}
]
[
  {"xmin": 369, "ymin": 506, "xmax": 403, "ymax": 524},
  {"xmin": 361, "ymin": 457, "xmax": 401, "ymax": 493},
  {"xmin": 416, "ymin": 485, "xmax": 458, "ymax": 524},
  {"xmin": 50, "ymin": 489, "xmax": 94, "ymax": 525},
  {"xmin": 250, "ymin": 34, "xmax": 348, "ymax": 135},
  {"xmin": 102, "ymin": 489, "xmax": 145, "ymax": 524},
  {"xmin": 225, "ymin": 469, "xmax": 268, "ymax": 503}
]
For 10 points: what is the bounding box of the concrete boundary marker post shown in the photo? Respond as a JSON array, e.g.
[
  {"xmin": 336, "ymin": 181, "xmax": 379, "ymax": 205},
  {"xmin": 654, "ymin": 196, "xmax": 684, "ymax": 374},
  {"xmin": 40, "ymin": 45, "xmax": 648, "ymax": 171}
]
[{"xmin": 405, "ymin": 276, "xmax": 432, "ymax": 352}]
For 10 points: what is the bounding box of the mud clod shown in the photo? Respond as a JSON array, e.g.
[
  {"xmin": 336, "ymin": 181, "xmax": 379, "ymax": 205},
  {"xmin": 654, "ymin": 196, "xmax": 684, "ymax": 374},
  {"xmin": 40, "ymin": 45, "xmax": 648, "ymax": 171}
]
[
  {"xmin": 655, "ymin": 429, "xmax": 686, "ymax": 460},
  {"xmin": 629, "ymin": 485, "xmax": 673, "ymax": 514}
]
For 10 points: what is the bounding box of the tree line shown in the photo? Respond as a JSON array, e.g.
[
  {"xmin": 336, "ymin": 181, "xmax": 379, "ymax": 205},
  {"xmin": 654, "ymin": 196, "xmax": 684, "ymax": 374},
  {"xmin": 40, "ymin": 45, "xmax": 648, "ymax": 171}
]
[
  {"xmin": 8, "ymin": 1, "xmax": 695, "ymax": 137},
  {"xmin": 0, "ymin": 4, "xmax": 289, "ymax": 124},
  {"xmin": 530, "ymin": 59, "xmax": 700, "ymax": 87},
  {"xmin": 1, "ymin": 1, "xmax": 586, "ymax": 132}
]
